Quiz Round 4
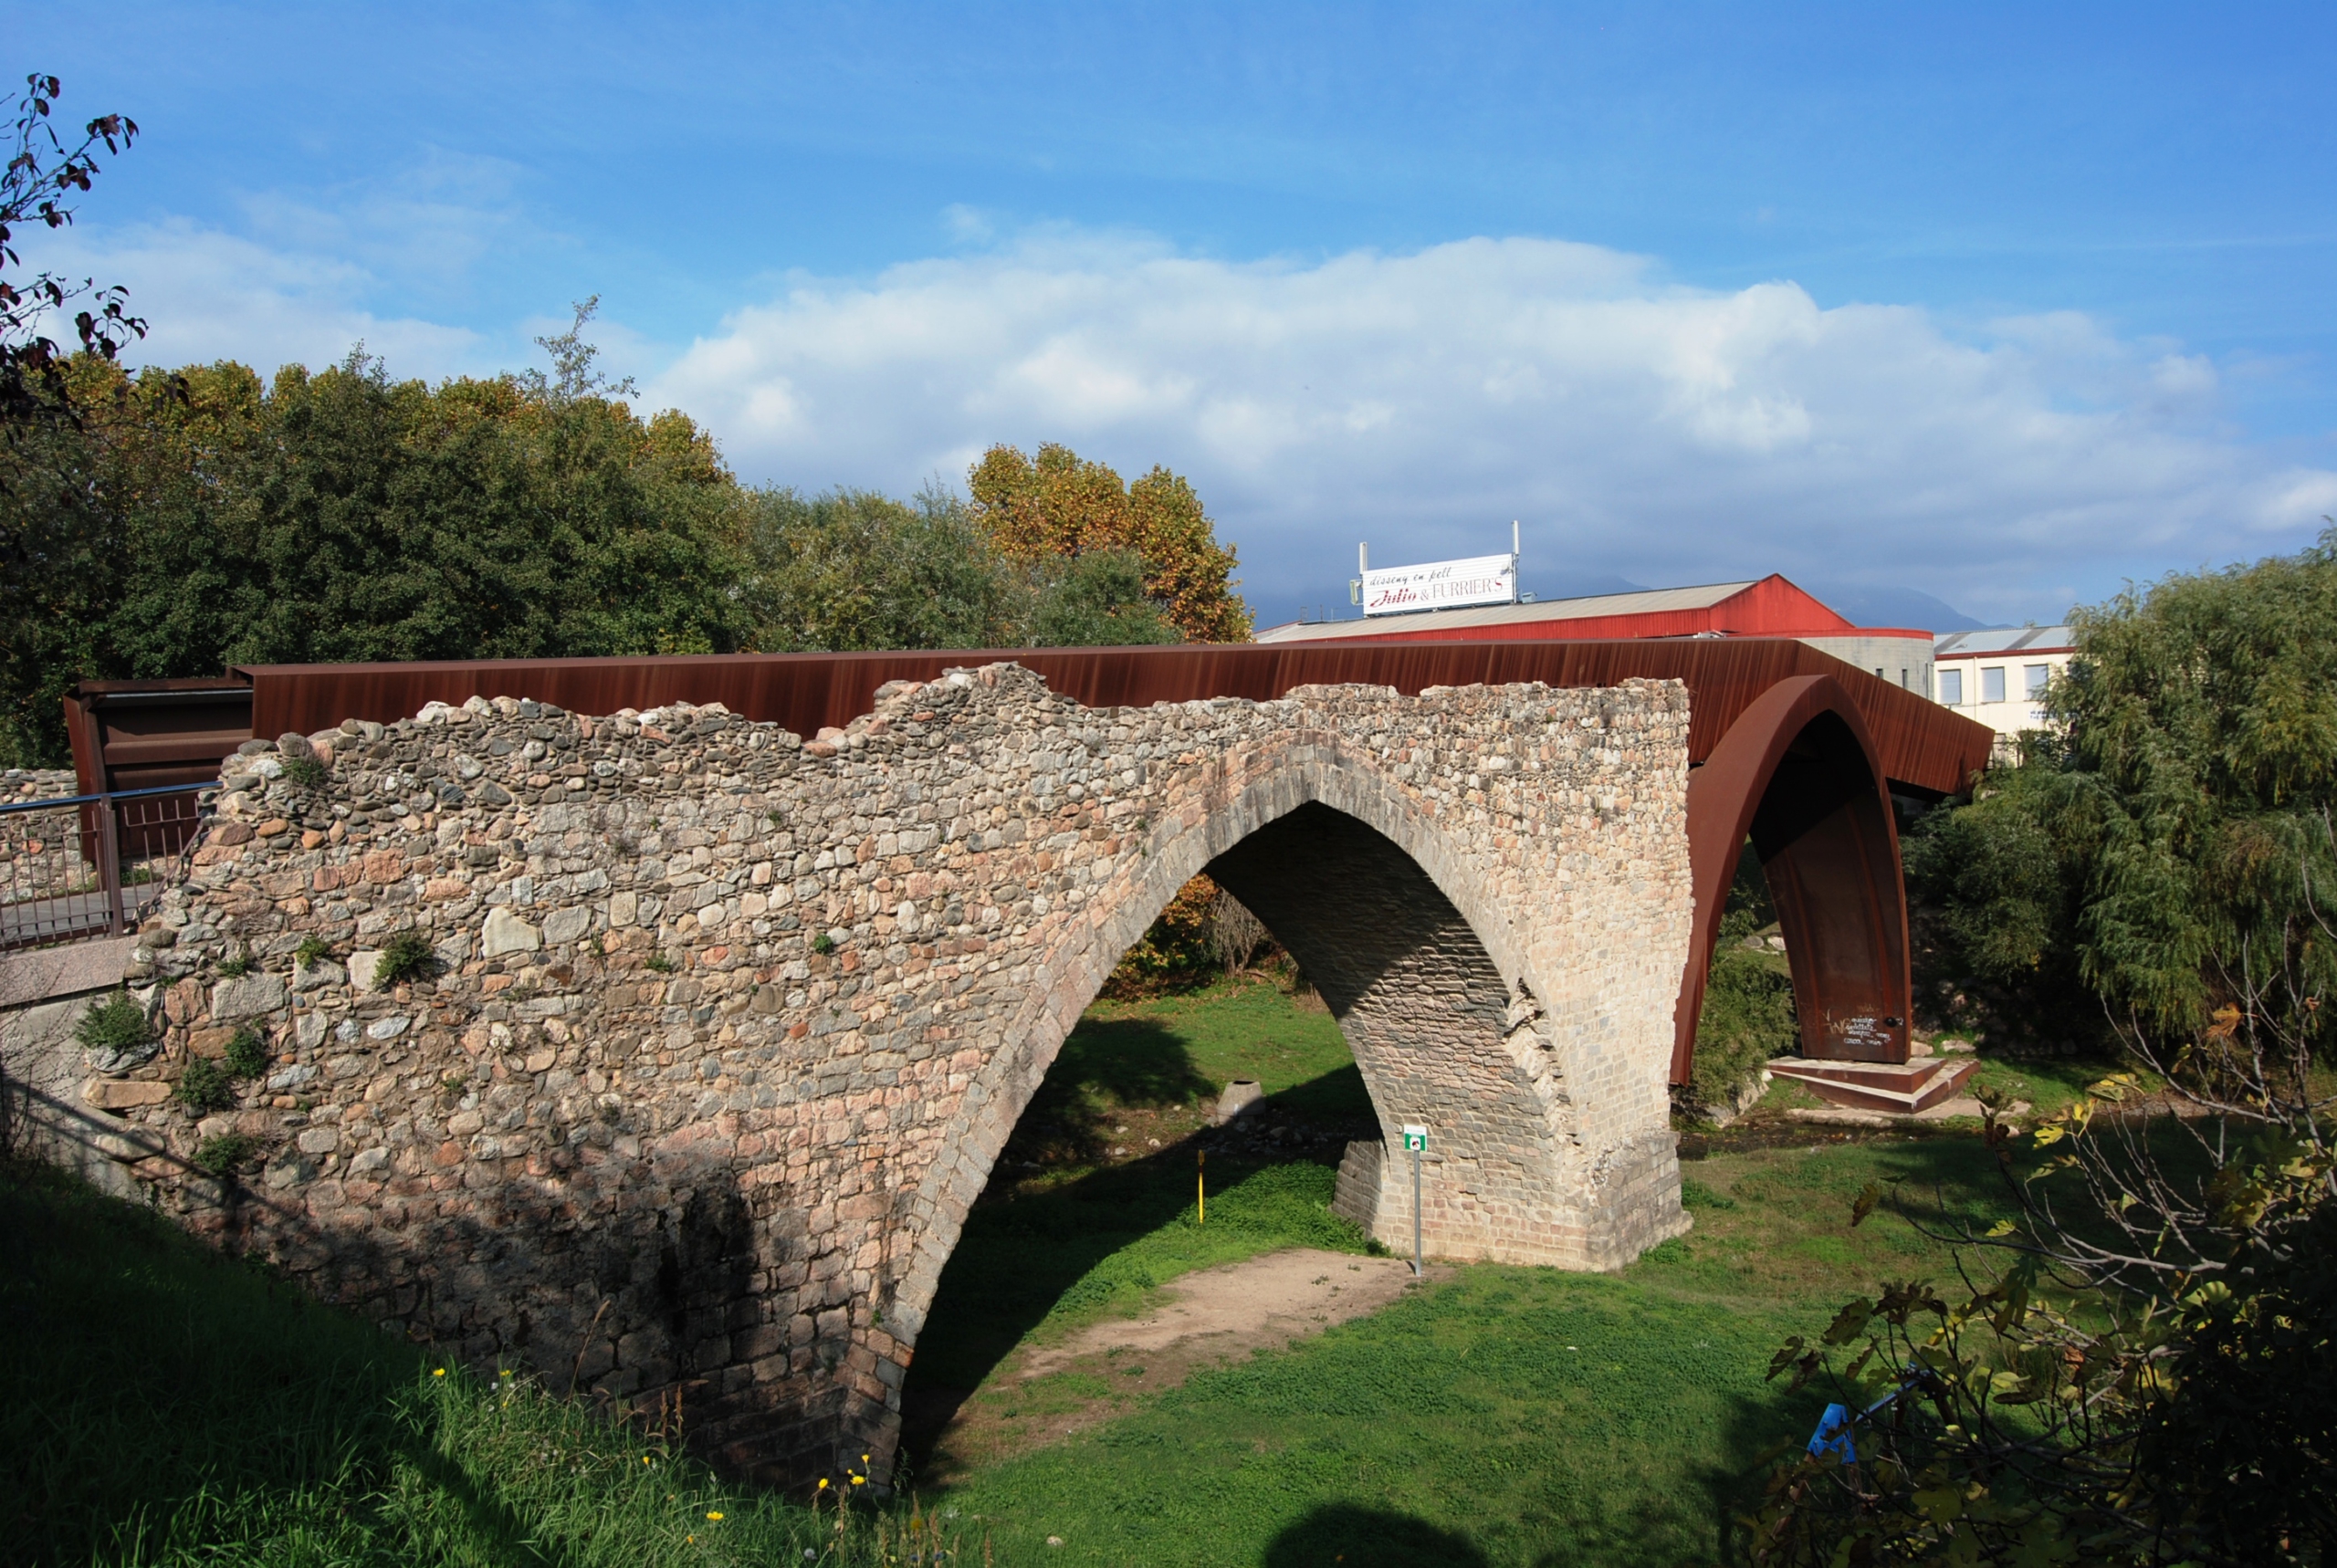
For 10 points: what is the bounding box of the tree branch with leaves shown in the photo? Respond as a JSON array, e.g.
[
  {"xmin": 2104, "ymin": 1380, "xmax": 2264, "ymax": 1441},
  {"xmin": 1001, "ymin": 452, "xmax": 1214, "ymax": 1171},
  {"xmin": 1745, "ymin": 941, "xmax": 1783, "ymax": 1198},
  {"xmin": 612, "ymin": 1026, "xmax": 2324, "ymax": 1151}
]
[{"xmin": 1, "ymin": 73, "xmax": 141, "ymax": 428}]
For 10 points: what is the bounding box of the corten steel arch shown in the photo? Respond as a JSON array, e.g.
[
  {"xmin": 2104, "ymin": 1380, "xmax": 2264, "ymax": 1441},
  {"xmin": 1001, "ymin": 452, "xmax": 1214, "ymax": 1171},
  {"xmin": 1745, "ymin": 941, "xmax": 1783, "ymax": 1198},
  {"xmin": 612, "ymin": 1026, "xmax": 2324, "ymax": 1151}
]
[{"xmin": 1672, "ymin": 674, "xmax": 1913, "ymax": 1082}]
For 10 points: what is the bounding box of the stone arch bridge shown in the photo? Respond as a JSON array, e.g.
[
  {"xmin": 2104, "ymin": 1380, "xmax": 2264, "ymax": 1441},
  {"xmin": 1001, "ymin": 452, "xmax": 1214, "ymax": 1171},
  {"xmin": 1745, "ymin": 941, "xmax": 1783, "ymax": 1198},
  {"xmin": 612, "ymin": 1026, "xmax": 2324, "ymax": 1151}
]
[{"xmin": 21, "ymin": 643, "xmax": 1988, "ymax": 1483}]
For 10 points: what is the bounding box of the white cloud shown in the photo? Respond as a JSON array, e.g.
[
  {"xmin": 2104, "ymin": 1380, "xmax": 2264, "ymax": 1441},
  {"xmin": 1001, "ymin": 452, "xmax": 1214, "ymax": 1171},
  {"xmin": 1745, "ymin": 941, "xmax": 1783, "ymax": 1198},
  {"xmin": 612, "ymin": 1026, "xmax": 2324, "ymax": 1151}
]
[
  {"xmin": 26, "ymin": 213, "xmax": 2330, "ymax": 627},
  {"xmin": 22, "ymin": 217, "xmax": 487, "ymax": 381},
  {"xmin": 651, "ymin": 233, "xmax": 2336, "ymax": 624}
]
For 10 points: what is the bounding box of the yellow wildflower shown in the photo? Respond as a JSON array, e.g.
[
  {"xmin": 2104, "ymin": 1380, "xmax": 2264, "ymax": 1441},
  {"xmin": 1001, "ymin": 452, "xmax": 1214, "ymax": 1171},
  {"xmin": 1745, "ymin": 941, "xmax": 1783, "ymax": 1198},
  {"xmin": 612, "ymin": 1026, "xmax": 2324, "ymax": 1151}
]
[
  {"xmin": 432, "ymin": 1368, "xmax": 446, "ymax": 1377},
  {"xmin": 707, "ymin": 1511, "xmax": 725, "ymax": 1522}
]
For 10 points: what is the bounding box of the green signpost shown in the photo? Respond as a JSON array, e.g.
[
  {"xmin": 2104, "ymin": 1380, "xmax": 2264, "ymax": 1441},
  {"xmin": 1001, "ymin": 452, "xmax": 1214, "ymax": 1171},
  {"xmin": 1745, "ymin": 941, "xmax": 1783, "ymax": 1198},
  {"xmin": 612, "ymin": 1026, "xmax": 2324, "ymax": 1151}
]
[{"xmin": 1401, "ymin": 1124, "xmax": 1426, "ymax": 1277}]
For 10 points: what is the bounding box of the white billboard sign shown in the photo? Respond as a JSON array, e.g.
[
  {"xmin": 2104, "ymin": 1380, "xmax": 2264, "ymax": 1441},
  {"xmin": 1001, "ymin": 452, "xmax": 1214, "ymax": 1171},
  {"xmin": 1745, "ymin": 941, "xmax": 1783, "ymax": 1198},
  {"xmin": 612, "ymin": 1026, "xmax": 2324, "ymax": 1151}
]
[{"xmin": 1361, "ymin": 552, "xmax": 1517, "ymax": 617}]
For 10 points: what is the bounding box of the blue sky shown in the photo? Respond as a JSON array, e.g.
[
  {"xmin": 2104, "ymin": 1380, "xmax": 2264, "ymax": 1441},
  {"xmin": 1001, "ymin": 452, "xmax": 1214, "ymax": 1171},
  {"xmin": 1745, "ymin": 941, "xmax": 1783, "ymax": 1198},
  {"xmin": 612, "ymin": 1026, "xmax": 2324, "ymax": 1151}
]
[{"xmin": 16, "ymin": 3, "xmax": 2337, "ymax": 629}]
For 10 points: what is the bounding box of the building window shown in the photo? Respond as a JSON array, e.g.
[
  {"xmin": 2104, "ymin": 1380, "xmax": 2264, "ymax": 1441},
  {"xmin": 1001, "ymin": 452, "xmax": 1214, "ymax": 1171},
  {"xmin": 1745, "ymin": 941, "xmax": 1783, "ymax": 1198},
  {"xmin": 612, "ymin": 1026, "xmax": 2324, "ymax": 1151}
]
[
  {"xmin": 1982, "ymin": 666, "xmax": 2007, "ymax": 704},
  {"xmin": 1939, "ymin": 668, "xmax": 1964, "ymax": 705},
  {"xmin": 2025, "ymin": 664, "xmax": 2049, "ymax": 697}
]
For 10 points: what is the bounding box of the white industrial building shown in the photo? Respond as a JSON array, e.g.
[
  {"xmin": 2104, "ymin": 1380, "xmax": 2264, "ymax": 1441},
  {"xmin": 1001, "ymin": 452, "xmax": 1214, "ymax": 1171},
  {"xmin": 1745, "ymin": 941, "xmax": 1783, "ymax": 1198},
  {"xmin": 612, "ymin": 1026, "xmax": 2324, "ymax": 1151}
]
[{"xmin": 1931, "ymin": 625, "xmax": 2074, "ymax": 750}]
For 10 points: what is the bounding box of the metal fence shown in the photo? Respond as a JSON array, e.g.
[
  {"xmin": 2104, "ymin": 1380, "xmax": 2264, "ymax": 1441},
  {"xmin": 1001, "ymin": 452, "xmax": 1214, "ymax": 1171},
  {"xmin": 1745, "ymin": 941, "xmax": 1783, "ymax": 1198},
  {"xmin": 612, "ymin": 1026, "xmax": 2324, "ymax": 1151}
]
[{"xmin": 0, "ymin": 783, "xmax": 211, "ymax": 951}]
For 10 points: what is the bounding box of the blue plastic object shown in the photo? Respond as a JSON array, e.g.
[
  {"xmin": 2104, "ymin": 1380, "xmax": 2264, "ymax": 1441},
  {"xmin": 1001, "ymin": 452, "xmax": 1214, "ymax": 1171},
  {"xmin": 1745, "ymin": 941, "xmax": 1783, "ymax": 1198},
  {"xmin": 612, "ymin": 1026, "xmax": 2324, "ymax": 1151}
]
[{"xmin": 1807, "ymin": 1402, "xmax": 1857, "ymax": 1463}]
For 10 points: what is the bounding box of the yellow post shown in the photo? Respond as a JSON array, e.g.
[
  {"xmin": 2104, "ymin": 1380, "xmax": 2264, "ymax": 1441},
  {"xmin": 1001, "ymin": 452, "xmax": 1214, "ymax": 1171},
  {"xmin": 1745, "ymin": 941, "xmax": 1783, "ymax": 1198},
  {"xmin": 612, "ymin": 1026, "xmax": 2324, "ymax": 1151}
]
[{"xmin": 1197, "ymin": 1148, "xmax": 1206, "ymax": 1224}]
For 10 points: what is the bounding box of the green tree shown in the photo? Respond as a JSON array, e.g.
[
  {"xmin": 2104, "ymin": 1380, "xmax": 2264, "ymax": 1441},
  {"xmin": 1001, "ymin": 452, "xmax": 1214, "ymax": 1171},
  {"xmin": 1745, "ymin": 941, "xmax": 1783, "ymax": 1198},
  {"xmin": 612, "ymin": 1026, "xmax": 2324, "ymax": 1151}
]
[
  {"xmin": 1755, "ymin": 534, "xmax": 2337, "ymax": 1567},
  {"xmin": 0, "ymin": 340, "xmax": 753, "ymax": 765},
  {"xmin": 740, "ymin": 485, "xmax": 1018, "ymax": 653},
  {"xmin": 1023, "ymin": 548, "xmax": 1179, "ymax": 647}
]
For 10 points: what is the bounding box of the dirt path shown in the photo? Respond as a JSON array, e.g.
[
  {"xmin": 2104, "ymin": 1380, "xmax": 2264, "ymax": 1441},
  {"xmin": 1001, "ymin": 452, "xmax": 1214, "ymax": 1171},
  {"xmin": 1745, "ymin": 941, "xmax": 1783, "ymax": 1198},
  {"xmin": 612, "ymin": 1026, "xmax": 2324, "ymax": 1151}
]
[{"xmin": 907, "ymin": 1248, "xmax": 1428, "ymax": 1479}]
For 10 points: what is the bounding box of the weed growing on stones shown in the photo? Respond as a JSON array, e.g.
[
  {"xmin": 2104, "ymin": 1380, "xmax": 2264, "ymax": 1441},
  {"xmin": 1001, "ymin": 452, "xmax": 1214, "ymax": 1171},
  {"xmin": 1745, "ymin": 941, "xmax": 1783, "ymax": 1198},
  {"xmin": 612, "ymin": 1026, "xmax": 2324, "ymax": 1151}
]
[
  {"xmin": 372, "ymin": 930, "xmax": 435, "ymax": 985},
  {"xmin": 174, "ymin": 1058, "xmax": 236, "ymax": 1113},
  {"xmin": 72, "ymin": 989, "xmax": 149, "ymax": 1056},
  {"xmin": 278, "ymin": 755, "xmax": 329, "ymax": 791},
  {"xmin": 192, "ymin": 1132, "xmax": 257, "ymax": 1174},
  {"xmin": 293, "ymin": 935, "xmax": 331, "ymax": 967},
  {"xmin": 224, "ymin": 1027, "xmax": 267, "ymax": 1079}
]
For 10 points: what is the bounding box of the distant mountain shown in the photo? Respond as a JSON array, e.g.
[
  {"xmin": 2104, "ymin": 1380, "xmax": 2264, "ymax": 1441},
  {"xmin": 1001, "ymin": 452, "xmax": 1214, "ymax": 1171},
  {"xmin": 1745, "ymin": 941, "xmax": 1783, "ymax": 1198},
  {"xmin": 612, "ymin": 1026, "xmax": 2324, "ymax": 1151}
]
[
  {"xmin": 1808, "ymin": 584, "xmax": 1985, "ymax": 632},
  {"xmin": 1532, "ymin": 572, "xmax": 1651, "ymax": 601}
]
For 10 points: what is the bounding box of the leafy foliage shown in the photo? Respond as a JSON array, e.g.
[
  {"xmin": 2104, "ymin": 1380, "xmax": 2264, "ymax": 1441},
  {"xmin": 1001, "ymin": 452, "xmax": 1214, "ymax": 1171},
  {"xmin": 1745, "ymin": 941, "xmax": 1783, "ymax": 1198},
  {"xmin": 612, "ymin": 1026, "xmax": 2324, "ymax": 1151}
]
[
  {"xmin": 173, "ymin": 1056, "xmax": 236, "ymax": 1113},
  {"xmin": 222, "ymin": 1026, "xmax": 267, "ymax": 1080},
  {"xmin": 741, "ymin": 484, "xmax": 1020, "ymax": 652},
  {"xmin": 1754, "ymin": 1097, "xmax": 2333, "ymax": 1567},
  {"xmin": 2, "ymin": 338, "xmax": 1254, "ymax": 765},
  {"xmin": 1022, "ymin": 546, "xmax": 1181, "ymax": 646},
  {"xmin": 1691, "ymin": 909, "xmax": 1797, "ymax": 1113},
  {"xmin": 1903, "ymin": 755, "xmax": 2090, "ymax": 991},
  {"xmin": 373, "ymin": 930, "xmax": 437, "ymax": 987},
  {"xmin": 1916, "ymin": 528, "xmax": 2337, "ymax": 1060},
  {"xmin": 969, "ymin": 442, "xmax": 1250, "ymax": 643},
  {"xmin": 1, "ymin": 350, "xmax": 752, "ymax": 764},
  {"xmin": 191, "ymin": 1132, "xmax": 258, "ymax": 1175},
  {"xmin": 1102, "ymin": 874, "xmax": 1223, "ymax": 998},
  {"xmin": 1686, "ymin": 845, "xmax": 1798, "ymax": 1115},
  {"xmin": 278, "ymin": 753, "xmax": 329, "ymax": 791},
  {"xmin": 0, "ymin": 73, "xmax": 141, "ymax": 431},
  {"xmin": 1758, "ymin": 535, "xmax": 2337, "ymax": 1566},
  {"xmin": 2060, "ymin": 535, "xmax": 2337, "ymax": 1051},
  {"xmin": 70, "ymin": 988, "xmax": 148, "ymax": 1056}
]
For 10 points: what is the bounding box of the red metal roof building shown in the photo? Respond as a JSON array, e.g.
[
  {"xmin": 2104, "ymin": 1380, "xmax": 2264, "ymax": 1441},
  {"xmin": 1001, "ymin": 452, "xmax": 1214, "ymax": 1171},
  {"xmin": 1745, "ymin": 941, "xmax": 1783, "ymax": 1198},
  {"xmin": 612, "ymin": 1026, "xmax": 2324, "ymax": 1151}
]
[{"xmin": 1255, "ymin": 573, "xmax": 1940, "ymax": 695}]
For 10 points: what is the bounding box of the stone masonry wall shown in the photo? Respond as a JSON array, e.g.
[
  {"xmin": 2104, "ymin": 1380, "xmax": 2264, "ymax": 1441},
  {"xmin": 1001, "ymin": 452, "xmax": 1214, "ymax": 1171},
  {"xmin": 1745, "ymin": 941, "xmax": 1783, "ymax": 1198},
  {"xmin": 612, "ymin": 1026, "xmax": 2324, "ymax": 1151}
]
[{"xmin": 5, "ymin": 665, "xmax": 1693, "ymax": 1483}]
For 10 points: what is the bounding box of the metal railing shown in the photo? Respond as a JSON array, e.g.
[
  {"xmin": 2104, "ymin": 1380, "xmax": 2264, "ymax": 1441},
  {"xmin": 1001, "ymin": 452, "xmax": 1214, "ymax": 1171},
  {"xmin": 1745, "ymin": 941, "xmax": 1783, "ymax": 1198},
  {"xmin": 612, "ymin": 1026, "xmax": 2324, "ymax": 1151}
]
[{"xmin": 0, "ymin": 782, "xmax": 213, "ymax": 951}]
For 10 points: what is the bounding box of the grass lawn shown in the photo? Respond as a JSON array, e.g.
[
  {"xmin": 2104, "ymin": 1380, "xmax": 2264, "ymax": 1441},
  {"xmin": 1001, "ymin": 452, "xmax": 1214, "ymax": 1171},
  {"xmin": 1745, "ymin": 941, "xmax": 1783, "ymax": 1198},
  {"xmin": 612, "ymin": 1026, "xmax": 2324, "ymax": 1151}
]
[
  {"xmin": 0, "ymin": 1158, "xmax": 874, "ymax": 1568},
  {"xmin": 921, "ymin": 1126, "xmax": 2022, "ymax": 1565},
  {"xmin": 5, "ymin": 972, "xmax": 2053, "ymax": 1567},
  {"xmin": 898, "ymin": 977, "xmax": 2031, "ymax": 1564}
]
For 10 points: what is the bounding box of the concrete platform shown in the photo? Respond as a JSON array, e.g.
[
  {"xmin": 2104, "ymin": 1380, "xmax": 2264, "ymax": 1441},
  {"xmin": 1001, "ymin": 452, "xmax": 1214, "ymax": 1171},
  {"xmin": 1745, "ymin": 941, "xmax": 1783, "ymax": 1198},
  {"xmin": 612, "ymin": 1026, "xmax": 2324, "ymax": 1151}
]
[{"xmin": 1766, "ymin": 1053, "xmax": 1976, "ymax": 1113}]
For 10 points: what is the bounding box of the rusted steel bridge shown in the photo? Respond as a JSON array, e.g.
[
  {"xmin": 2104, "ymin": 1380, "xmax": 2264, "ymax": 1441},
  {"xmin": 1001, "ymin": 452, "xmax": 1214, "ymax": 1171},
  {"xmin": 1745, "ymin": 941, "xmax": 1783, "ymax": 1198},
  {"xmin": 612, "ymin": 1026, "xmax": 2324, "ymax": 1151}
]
[{"xmin": 66, "ymin": 639, "xmax": 1992, "ymax": 1083}]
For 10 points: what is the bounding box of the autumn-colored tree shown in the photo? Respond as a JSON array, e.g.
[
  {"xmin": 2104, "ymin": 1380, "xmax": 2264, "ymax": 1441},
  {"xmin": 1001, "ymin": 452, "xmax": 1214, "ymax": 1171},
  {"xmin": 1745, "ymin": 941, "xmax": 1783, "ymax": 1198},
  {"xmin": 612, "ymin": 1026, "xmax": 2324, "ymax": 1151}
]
[{"xmin": 966, "ymin": 442, "xmax": 1251, "ymax": 643}]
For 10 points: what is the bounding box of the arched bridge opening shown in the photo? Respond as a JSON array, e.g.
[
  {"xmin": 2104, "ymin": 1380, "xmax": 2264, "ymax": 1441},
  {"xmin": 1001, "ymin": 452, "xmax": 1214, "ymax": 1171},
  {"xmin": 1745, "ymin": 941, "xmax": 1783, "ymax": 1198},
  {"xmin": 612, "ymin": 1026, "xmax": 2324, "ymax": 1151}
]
[
  {"xmin": 895, "ymin": 800, "xmax": 1576, "ymax": 1476},
  {"xmin": 1674, "ymin": 675, "xmax": 1916, "ymax": 1090}
]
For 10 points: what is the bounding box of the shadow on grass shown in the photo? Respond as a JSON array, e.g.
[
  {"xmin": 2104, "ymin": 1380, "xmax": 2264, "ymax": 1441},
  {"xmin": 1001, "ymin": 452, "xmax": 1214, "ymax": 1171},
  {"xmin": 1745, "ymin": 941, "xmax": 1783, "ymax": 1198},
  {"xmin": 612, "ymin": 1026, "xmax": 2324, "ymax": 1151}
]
[
  {"xmin": 1049, "ymin": 1015, "xmax": 1219, "ymax": 1113},
  {"xmin": 1, "ymin": 1159, "xmax": 408, "ymax": 1562},
  {"xmin": 1263, "ymin": 1504, "xmax": 1488, "ymax": 1567},
  {"xmin": 1264, "ymin": 1060, "xmax": 1375, "ymax": 1127},
  {"xmin": 907, "ymin": 986, "xmax": 1382, "ymax": 1474},
  {"xmin": 1000, "ymin": 1015, "xmax": 1214, "ymax": 1170},
  {"xmin": 897, "ymin": 1129, "xmax": 1303, "ymax": 1471}
]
